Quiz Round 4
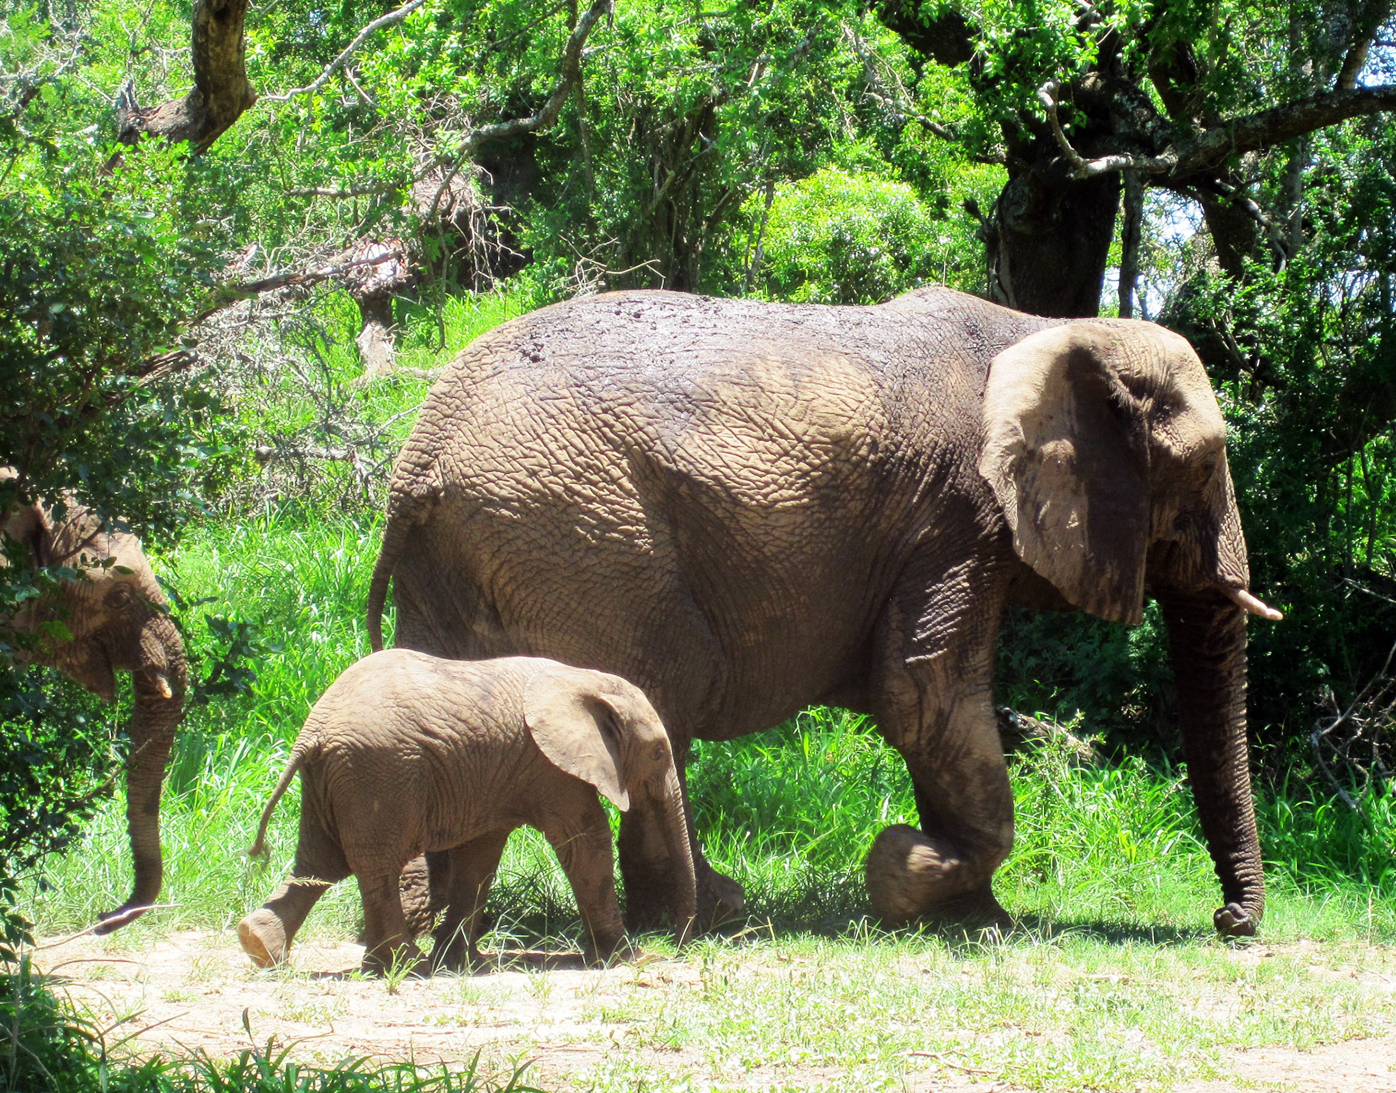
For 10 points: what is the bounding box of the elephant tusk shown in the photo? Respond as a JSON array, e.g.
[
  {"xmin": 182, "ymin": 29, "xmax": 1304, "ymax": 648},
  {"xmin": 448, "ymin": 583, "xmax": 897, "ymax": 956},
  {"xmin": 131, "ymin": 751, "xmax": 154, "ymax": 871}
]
[
  {"xmin": 1226, "ymin": 587, "xmax": 1284, "ymax": 621},
  {"xmin": 153, "ymin": 673, "xmax": 173, "ymax": 699}
]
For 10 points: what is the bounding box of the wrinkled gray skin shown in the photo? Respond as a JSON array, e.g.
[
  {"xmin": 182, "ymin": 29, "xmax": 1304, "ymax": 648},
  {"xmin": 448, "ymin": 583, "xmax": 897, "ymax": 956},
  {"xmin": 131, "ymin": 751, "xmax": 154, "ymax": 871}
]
[
  {"xmin": 0, "ymin": 467, "xmax": 187, "ymax": 933},
  {"xmin": 367, "ymin": 288, "xmax": 1282, "ymax": 938},
  {"xmin": 238, "ymin": 651, "xmax": 697, "ymax": 975}
]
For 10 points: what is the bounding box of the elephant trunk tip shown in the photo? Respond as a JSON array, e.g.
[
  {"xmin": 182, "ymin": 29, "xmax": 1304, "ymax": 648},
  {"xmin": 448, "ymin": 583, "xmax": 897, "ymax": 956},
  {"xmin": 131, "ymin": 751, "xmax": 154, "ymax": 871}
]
[
  {"xmin": 1225, "ymin": 587, "xmax": 1284, "ymax": 621},
  {"xmin": 1214, "ymin": 902, "xmax": 1259, "ymax": 937}
]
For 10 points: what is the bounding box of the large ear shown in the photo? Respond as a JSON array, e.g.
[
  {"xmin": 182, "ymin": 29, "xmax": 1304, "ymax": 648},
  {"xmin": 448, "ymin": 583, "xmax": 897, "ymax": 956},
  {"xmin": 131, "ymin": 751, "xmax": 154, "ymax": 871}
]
[
  {"xmin": 0, "ymin": 468, "xmax": 53, "ymax": 568},
  {"xmin": 979, "ymin": 323, "xmax": 1151, "ymax": 625},
  {"xmin": 524, "ymin": 671, "xmax": 630, "ymax": 812}
]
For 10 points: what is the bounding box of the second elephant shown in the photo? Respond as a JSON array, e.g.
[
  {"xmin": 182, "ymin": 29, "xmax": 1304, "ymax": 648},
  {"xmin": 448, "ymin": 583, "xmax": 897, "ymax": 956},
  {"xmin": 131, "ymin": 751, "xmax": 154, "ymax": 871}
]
[
  {"xmin": 1, "ymin": 467, "xmax": 186, "ymax": 932},
  {"xmin": 238, "ymin": 650, "xmax": 697, "ymax": 974}
]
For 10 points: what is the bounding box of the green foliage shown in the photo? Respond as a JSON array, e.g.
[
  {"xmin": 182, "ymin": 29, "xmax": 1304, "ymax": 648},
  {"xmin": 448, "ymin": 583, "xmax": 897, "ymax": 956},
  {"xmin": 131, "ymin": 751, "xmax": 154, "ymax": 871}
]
[
  {"xmin": 0, "ymin": 672, "xmax": 111, "ymax": 961},
  {"xmin": 996, "ymin": 604, "xmax": 1174, "ymax": 757},
  {"xmin": 747, "ymin": 165, "xmax": 967, "ymax": 303}
]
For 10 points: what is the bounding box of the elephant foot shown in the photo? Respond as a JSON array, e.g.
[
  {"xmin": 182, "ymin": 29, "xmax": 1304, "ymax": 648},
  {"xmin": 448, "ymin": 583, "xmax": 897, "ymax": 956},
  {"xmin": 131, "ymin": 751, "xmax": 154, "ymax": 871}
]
[
  {"xmin": 429, "ymin": 920, "xmax": 487, "ymax": 974},
  {"xmin": 865, "ymin": 824, "xmax": 1010, "ymax": 931},
  {"xmin": 238, "ymin": 910, "xmax": 289, "ymax": 968},
  {"xmin": 697, "ymin": 866, "xmax": 744, "ymax": 930},
  {"xmin": 1214, "ymin": 903, "xmax": 1258, "ymax": 938}
]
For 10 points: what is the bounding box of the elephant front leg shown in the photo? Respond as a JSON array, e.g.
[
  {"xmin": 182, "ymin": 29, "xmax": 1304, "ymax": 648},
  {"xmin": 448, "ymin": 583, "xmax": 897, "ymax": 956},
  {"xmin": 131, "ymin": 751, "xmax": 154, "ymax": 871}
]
[
  {"xmin": 431, "ymin": 830, "xmax": 510, "ymax": 973},
  {"xmin": 865, "ymin": 561, "xmax": 1015, "ymax": 930},
  {"xmin": 547, "ymin": 799, "xmax": 629, "ymax": 965}
]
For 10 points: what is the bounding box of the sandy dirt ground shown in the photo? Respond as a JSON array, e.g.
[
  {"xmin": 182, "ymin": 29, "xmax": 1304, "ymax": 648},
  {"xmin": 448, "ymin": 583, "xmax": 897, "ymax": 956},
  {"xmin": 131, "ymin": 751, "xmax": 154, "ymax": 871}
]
[{"xmin": 28, "ymin": 930, "xmax": 1396, "ymax": 1092}]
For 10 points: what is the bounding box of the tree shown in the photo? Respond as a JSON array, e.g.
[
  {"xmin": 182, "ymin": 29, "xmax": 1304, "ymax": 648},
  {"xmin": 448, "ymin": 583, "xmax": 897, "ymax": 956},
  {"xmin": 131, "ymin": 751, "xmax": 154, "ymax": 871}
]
[{"xmin": 877, "ymin": 0, "xmax": 1396, "ymax": 319}]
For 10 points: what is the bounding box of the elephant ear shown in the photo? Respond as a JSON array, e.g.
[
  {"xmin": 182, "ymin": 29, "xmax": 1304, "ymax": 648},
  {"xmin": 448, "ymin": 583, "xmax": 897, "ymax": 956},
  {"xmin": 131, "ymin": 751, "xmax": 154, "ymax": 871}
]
[
  {"xmin": 524, "ymin": 671, "xmax": 630, "ymax": 812},
  {"xmin": 979, "ymin": 323, "xmax": 1151, "ymax": 625},
  {"xmin": 0, "ymin": 485, "xmax": 53, "ymax": 568}
]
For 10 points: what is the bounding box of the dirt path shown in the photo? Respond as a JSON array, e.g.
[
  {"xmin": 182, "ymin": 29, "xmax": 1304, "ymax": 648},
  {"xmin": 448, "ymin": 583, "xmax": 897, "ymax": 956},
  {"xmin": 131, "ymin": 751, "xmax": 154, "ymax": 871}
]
[{"xmin": 30, "ymin": 930, "xmax": 1396, "ymax": 1092}]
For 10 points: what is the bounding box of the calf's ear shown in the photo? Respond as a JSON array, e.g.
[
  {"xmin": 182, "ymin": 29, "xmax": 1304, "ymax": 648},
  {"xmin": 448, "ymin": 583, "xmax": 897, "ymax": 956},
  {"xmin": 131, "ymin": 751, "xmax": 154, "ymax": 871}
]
[{"xmin": 524, "ymin": 674, "xmax": 630, "ymax": 812}]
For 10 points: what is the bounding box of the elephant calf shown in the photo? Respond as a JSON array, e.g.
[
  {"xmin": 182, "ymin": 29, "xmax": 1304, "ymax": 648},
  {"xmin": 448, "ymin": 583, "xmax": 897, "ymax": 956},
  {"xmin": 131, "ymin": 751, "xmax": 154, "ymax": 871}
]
[{"xmin": 238, "ymin": 650, "xmax": 697, "ymax": 975}]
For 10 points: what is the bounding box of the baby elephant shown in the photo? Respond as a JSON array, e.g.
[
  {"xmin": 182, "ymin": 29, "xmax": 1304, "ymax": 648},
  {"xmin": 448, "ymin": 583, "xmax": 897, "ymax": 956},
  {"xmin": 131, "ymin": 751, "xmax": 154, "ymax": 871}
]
[{"xmin": 238, "ymin": 651, "xmax": 697, "ymax": 974}]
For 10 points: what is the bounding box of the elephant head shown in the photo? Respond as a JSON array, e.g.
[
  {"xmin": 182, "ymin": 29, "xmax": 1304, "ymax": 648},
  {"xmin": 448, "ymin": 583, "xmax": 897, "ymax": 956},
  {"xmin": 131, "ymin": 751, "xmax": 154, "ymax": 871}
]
[
  {"xmin": 978, "ymin": 322, "xmax": 1279, "ymax": 935},
  {"xmin": 525, "ymin": 666, "xmax": 698, "ymax": 940},
  {"xmin": 0, "ymin": 466, "xmax": 186, "ymax": 932}
]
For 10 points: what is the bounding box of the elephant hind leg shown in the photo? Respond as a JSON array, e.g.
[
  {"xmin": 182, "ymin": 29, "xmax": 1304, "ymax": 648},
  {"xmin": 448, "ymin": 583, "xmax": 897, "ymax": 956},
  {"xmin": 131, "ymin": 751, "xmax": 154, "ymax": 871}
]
[
  {"xmin": 358, "ymin": 865, "xmax": 424, "ymax": 977},
  {"xmin": 238, "ymin": 808, "xmax": 351, "ymax": 968},
  {"xmin": 431, "ymin": 829, "xmax": 511, "ymax": 973},
  {"xmin": 239, "ymin": 867, "xmax": 345, "ymax": 968}
]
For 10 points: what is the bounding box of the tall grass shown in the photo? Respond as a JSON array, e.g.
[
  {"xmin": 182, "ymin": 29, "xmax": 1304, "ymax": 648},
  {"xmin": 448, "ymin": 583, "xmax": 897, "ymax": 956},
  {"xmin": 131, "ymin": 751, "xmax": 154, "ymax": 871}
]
[{"xmin": 22, "ymin": 512, "xmax": 1396, "ymax": 947}]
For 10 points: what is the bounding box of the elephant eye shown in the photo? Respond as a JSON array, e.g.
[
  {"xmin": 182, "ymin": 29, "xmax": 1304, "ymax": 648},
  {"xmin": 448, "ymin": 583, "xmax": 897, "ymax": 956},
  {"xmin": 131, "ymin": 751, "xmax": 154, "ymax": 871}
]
[
  {"xmin": 651, "ymin": 743, "xmax": 667, "ymax": 762},
  {"xmin": 1198, "ymin": 450, "xmax": 1220, "ymax": 479}
]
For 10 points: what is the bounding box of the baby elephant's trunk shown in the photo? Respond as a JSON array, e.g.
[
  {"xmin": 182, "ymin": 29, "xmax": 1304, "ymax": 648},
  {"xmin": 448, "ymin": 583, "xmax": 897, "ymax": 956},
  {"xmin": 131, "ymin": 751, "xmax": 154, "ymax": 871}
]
[{"xmin": 660, "ymin": 767, "xmax": 698, "ymax": 944}]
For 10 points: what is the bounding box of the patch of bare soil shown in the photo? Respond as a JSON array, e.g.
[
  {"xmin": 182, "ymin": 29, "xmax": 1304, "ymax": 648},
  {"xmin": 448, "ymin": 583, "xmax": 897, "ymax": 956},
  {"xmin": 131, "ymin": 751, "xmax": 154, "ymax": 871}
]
[{"xmin": 29, "ymin": 931, "xmax": 1396, "ymax": 1092}]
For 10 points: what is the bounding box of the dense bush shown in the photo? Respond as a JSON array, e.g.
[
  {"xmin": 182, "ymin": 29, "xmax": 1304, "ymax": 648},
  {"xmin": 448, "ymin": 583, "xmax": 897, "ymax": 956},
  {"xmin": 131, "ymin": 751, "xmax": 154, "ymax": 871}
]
[{"xmin": 747, "ymin": 166, "xmax": 953, "ymax": 304}]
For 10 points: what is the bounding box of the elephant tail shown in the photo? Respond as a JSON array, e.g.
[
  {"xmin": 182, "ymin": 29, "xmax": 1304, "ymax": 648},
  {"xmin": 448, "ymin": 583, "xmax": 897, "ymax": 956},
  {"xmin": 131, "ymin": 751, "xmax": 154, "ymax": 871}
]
[
  {"xmin": 366, "ymin": 476, "xmax": 437, "ymax": 652},
  {"xmin": 246, "ymin": 743, "xmax": 310, "ymax": 859}
]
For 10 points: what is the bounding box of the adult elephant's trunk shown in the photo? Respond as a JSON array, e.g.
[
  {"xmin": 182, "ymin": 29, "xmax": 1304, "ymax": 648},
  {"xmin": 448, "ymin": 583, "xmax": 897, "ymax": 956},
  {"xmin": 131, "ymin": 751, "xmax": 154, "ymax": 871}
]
[
  {"xmin": 96, "ymin": 613, "xmax": 187, "ymax": 933},
  {"xmin": 1158, "ymin": 589, "xmax": 1264, "ymax": 936},
  {"xmin": 659, "ymin": 768, "xmax": 698, "ymax": 945}
]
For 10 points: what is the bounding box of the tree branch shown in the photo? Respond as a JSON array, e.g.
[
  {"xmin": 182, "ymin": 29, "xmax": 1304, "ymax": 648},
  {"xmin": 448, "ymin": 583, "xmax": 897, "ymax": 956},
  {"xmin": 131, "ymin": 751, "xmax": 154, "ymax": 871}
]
[
  {"xmin": 452, "ymin": 0, "xmax": 611, "ymax": 158},
  {"xmin": 190, "ymin": 252, "xmax": 403, "ymax": 326},
  {"xmin": 1037, "ymin": 80, "xmax": 1178, "ymax": 177},
  {"xmin": 266, "ymin": 0, "xmax": 432, "ymax": 102},
  {"xmin": 1039, "ymin": 78, "xmax": 1396, "ymax": 182},
  {"xmin": 114, "ymin": 0, "xmax": 257, "ymax": 155}
]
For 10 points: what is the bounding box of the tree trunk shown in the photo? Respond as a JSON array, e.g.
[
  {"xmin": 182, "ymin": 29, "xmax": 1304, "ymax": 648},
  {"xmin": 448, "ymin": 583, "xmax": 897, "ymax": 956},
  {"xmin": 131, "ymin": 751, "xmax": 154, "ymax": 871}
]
[
  {"xmin": 988, "ymin": 156, "xmax": 1121, "ymax": 319},
  {"xmin": 1157, "ymin": 590, "xmax": 1265, "ymax": 936},
  {"xmin": 114, "ymin": 0, "xmax": 257, "ymax": 156},
  {"xmin": 354, "ymin": 294, "xmax": 397, "ymax": 380}
]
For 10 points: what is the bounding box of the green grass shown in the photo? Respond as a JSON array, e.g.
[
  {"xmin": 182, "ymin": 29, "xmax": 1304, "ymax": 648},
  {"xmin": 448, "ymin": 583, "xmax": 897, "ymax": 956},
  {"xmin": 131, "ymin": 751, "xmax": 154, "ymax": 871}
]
[
  {"xmin": 14, "ymin": 511, "xmax": 1396, "ymax": 1092},
  {"xmin": 24, "ymin": 511, "xmax": 1396, "ymax": 945}
]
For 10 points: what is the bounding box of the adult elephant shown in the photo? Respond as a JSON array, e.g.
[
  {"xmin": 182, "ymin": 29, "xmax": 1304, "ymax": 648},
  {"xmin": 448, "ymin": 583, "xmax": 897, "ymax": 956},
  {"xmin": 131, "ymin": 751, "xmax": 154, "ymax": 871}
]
[
  {"xmin": 1, "ymin": 467, "xmax": 186, "ymax": 932},
  {"xmin": 366, "ymin": 287, "xmax": 1282, "ymax": 937}
]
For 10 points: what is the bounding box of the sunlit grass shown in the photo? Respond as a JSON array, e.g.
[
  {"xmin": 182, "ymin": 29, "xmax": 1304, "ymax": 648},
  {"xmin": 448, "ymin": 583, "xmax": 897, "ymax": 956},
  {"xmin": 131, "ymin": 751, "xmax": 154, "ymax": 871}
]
[{"xmin": 25, "ymin": 511, "xmax": 1396, "ymax": 954}]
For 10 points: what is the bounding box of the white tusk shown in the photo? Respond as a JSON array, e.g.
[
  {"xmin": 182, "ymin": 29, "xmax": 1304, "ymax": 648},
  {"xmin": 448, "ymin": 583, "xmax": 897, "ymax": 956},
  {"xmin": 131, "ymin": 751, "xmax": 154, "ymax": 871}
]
[
  {"xmin": 1226, "ymin": 587, "xmax": 1284, "ymax": 621},
  {"xmin": 153, "ymin": 673, "xmax": 173, "ymax": 699}
]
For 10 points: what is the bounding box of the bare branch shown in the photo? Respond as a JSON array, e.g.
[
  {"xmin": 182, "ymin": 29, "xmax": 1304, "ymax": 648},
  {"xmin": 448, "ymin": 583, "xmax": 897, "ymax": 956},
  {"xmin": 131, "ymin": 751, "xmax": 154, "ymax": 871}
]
[
  {"xmin": 452, "ymin": 0, "xmax": 612, "ymax": 158},
  {"xmin": 1178, "ymin": 82, "xmax": 1396, "ymax": 173},
  {"xmin": 266, "ymin": 0, "xmax": 432, "ymax": 102},
  {"xmin": 1037, "ymin": 80, "xmax": 1178, "ymax": 177},
  {"xmin": 190, "ymin": 252, "xmax": 402, "ymax": 325}
]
